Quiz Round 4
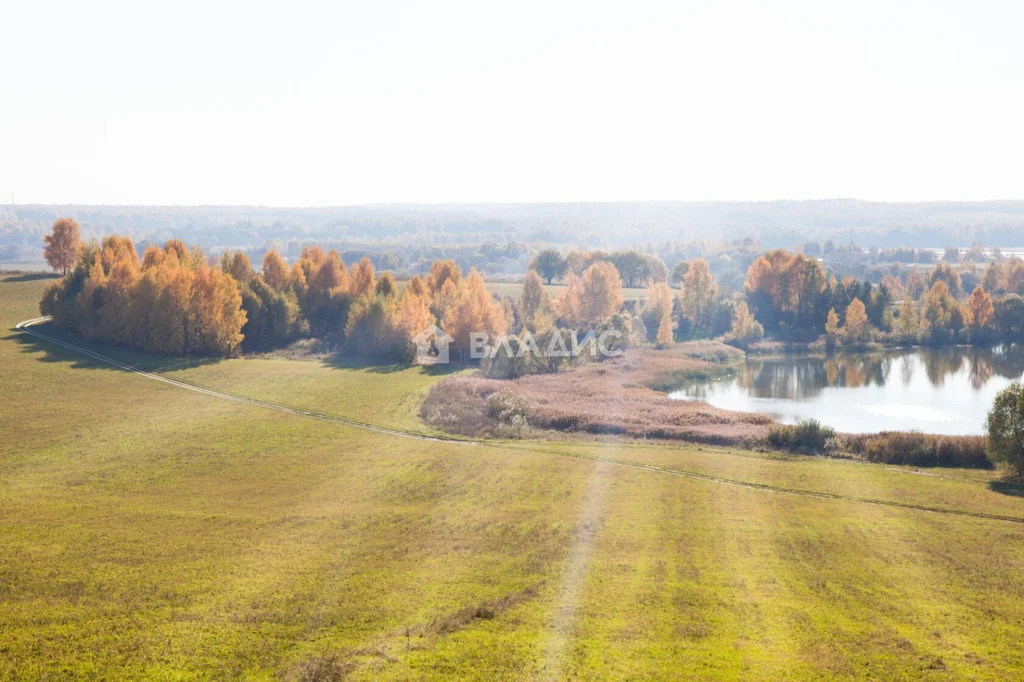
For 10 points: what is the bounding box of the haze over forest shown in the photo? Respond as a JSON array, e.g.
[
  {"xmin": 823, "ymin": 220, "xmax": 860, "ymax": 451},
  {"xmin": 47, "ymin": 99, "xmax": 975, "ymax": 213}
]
[{"xmin": 5, "ymin": 200, "xmax": 1024, "ymax": 262}]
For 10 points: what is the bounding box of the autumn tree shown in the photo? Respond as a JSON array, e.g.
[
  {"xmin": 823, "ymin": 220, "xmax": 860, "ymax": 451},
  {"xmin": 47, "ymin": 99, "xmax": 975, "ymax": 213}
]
[
  {"xmin": 905, "ymin": 266, "xmax": 926, "ymax": 300},
  {"xmin": 530, "ymin": 249, "xmax": 567, "ymax": 284},
  {"xmin": 642, "ymin": 282, "xmax": 673, "ymax": 337},
  {"xmin": 221, "ymin": 250, "xmax": 254, "ymax": 283},
  {"xmin": 442, "ymin": 269, "xmax": 507, "ymax": 359},
  {"xmin": 406, "ymin": 274, "xmax": 427, "ymax": 297},
  {"xmin": 554, "ymin": 273, "xmax": 584, "ymax": 327},
  {"xmin": 744, "ymin": 249, "xmax": 826, "ymax": 334},
  {"xmin": 579, "ymin": 261, "xmax": 624, "ymax": 325},
  {"xmin": 680, "ymin": 258, "xmax": 717, "ymax": 330},
  {"xmin": 345, "ymin": 294, "xmax": 402, "ymax": 358},
  {"xmin": 1009, "ymin": 262, "xmax": 1024, "ymax": 295},
  {"xmin": 967, "ymin": 285, "xmax": 994, "ymax": 332},
  {"xmin": 825, "ymin": 307, "xmax": 840, "ymax": 337},
  {"xmin": 41, "ymin": 237, "xmax": 246, "ymax": 356},
  {"xmin": 393, "ymin": 282, "xmax": 434, "ymax": 340},
  {"xmin": 730, "ymin": 301, "xmax": 763, "ymax": 343},
  {"xmin": 520, "ymin": 270, "xmax": 553, "ymax": 331},
  {"xmin": 843, "ymin": 298, "xmax": 869, "ymax": 341},
  {"xmin": 897, "ymin": 297, "xmax": 918, "ymax": 336},
  {"xmin": 190, "ymin": 266, "xmax": 247, "ymax": 354},
  {"xmin": 350, "ymin": 257, "xmax": 376, "ymax": 298},
  {"xmin": 262, "ymin": 249, "xmax": 289, "ymax": 291},
  {"xmin": 656, "ymin": 312, "xmax": 673, "ymax": 347},
  {"xmin": 300, "ymin": 249, "xmax": 350, "ymax": 338},
  {"xmin": 922, "ymin": 281, "xmax": 964, "ymax": 341},
  {"xmin": 43, "ymin": 218, "xmax": 82, "ymax": 275},
  {"xmin": 374, "ymin": 271, "xmax": 397, "ymax": 299},
  {"xmin": 426, "ymin": 260, "xmax": 461, "ymax": 295}
]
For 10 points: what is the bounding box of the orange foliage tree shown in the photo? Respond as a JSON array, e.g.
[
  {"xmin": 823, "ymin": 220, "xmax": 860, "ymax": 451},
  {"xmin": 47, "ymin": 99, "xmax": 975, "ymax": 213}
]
[
  {"xmin": 967, "ymin": 285, "xmax": 994, "ymax": 331},
  {"xmin": 554, "ymin": 273, "xmax": 584, "ymax": 327},
  {"xmin": 41, "ymin": 237, "xmax": 246, "ymax": 355},
  {"xmin": 261, "ymin": 249, "xmax": 289, "ymax": 291},
  {"xmin": 442, "ymin": 269, "xmax": 507, "ymax": 358},
  {"xmin": 580, "ymin": 261, "xmax": 624, "ymax": 325},
  {"xmin": 43, "ymin": 218, "xmax": 82, "ymax": 275}
]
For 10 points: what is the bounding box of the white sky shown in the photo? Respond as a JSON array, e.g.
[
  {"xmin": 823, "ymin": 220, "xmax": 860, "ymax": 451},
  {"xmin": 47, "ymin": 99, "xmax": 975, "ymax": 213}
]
[{"xmin": 2, "ymin": 0, "xmax": 1023, "ymax": 205}]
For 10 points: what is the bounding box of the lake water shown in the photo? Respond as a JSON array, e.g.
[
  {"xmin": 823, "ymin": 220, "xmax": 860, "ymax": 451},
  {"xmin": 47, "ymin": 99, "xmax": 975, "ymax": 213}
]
[{"xmin": 669, "ymin": 346, "xmax": 1024, "ymax": 435}]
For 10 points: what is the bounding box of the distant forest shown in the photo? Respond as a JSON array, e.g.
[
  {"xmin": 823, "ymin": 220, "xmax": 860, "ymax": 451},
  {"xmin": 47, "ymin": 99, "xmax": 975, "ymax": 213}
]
[{"xmin": 5, "ymin": 200, "xmax": 1024, "ymax": 279}]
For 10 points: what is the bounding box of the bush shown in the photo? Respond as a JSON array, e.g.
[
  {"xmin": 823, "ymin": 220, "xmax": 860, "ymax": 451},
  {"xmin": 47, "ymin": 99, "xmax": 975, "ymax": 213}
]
[
  {"xmin": 420, "ymin": 379, "xmax": 531, "ymax": 439},
  {"xmin": 485, "ymin": 391, "xmax": 529, "ymax": 424},
  {"xmin": 767, "ymin": 419, "xmax": 836, "ymax": 452},
  {"xmin": 849, "ymin": 431, "xmax": 990, "ymax": 468}
]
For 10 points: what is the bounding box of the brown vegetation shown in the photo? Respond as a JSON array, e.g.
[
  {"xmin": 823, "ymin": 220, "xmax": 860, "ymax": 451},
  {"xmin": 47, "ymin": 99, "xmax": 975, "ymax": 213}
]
[
  {"xmin": 422, "ymin": 342, "xmax": 772, "ymax": 444},
  {"xmin": 843, "ymin": 431, "xmax": 990, "ymax": 468}
]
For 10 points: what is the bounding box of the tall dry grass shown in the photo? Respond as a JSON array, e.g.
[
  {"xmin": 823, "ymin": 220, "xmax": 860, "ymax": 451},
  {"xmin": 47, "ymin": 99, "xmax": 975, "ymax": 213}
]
[{"xmin": 421, "ymin": 343, "xmax": 771, "ymax": 444}]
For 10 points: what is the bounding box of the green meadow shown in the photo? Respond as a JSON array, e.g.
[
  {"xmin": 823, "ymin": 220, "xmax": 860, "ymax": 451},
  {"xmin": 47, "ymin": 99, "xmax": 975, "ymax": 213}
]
[{"xmin": 3, "ymin": 271, "xmax": 1024, "ymax": 679}]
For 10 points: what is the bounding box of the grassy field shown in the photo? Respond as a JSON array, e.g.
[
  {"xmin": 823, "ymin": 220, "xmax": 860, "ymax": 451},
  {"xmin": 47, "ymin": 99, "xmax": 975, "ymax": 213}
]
[{"xmin": 4, "ymin": 271, "xmax": 1024, "ymax": 679}]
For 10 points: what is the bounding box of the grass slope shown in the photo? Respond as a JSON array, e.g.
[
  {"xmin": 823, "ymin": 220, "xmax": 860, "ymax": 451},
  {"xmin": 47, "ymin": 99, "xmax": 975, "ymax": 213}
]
[{"xmin": 3, "ymin": 273, "xmax": 1024, "ymax": 679}]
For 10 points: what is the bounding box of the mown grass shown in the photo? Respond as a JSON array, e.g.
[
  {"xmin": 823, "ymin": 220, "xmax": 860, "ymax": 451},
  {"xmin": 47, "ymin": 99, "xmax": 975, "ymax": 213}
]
[{"xmin": 4, "ymin": 272, "xmax": 1024, "ymax": 679}]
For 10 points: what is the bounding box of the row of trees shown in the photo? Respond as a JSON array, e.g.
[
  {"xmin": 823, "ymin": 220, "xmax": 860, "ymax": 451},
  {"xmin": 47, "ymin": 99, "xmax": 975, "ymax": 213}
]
[
  {"xmin": 530, "ymin": 248, "xmax": 668, "ymax": 288},
  {"xmin": 738, "ymin": 248, "xmax": 1024, "ymax": 345},
  {"xmin": 42, "ymin": 237, "xmax": 246, "ymax": 355},
  {"xmin": 40, "ymin": 219, "xmax": 637, "ymax": 360},
  {"xmin": 40, "ymin": 220, "xmax": 1024, "ymax": 360}
]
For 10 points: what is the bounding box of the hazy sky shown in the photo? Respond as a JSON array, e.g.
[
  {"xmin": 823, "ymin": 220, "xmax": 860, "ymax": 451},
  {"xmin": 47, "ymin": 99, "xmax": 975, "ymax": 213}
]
[{"xmin": 3, "ymin": 0, "xmax": 1023, "ymax": 205}]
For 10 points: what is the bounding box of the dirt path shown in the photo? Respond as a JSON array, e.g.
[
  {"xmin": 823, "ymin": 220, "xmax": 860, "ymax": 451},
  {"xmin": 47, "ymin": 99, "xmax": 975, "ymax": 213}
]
[{"xmin": 17, "ymin": 316, "xmax": 1024, "ymax": 525}]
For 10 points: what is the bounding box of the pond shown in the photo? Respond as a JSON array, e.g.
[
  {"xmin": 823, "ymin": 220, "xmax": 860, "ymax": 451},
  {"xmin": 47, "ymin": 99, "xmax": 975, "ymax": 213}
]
[{"xmin": 669, "ymin": 345, "xmax": 1024, "ymax": 435}]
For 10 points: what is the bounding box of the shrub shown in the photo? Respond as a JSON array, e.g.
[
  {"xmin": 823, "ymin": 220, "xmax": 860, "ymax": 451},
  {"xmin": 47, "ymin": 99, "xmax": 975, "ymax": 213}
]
[
  {"xmin": 485, "ymin": 390, "xmax": 529, "ymax": 424},
  {"xmin": 767, "ymin": 419, "xmax": 836, "ymax": 452},
  {"xmin": 852, "ymin": 431, "xmax": 990, "ymax": 468}
]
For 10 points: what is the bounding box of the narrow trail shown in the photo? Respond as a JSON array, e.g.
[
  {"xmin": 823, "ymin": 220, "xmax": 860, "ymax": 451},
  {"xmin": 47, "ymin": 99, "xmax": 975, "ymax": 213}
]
[
  {"xmin": 16, "ymin": 316, "xmax": 1024, "ymax": 526},
  {"xmin": 16, "ymin": 316, "xmax": 464, "ymax": 444}
]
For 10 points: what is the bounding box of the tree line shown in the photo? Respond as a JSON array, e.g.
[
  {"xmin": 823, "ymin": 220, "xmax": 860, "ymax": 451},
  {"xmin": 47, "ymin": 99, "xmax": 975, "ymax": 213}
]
[
  {"xmin": 39, "ymin": 220, "xmax": 634, "ymax": 360},
  {"xmin": 740, "ymin": 249, "xmax": 1024, "ymax": 346},
  {"xmin": 39, "ymin": 220, "xmax": 1024, "ymax": 361}
]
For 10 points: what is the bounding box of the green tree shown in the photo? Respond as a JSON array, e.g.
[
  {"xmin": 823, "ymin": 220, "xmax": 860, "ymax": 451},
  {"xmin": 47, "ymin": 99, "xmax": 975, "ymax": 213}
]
[
  {"xmin": 987, "ymin": 382, "xmax": 1024, "ymax": 478},
  {"xmin": 530, "ymin": 249, "xmax": 568, "ymax": 284},
  {"xmin": 994, "ymin": 294, "xmax": 1024, "ymax": 342},
  {"xmin": 897, "ymin": 297, "xmax": 918, "ymax": 336},
  {"xmin": 670, "ymin": 261, "xmax": 689, "ymax": 287},
  {"xmin": 929, "ymin": 263, "xmax": 963, "ymax": 298}
]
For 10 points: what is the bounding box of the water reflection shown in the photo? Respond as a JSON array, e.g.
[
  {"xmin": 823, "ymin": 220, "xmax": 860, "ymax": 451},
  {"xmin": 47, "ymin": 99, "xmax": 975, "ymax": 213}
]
[{"xmin": 671, "ymin": 345, "xmax": 1024, "ymax": 435}]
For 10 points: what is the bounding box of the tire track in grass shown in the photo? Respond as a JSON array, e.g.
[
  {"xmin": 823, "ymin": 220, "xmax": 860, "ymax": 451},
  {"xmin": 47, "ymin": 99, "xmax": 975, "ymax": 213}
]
[
  {"xmin": 16, "ymin": 317, "xmax": 466, "ymax": 445},
  {"xmin": 17, "ymin": 317, "xmax": 1024, "ymax": 527}
]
